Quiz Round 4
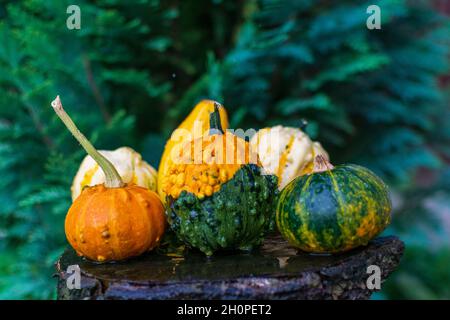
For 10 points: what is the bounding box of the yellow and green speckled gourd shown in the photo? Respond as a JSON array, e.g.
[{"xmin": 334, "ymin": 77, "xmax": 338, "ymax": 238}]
[{"xmin": 276, "ymin": 155, "xmax": 391, "ymax": 253}]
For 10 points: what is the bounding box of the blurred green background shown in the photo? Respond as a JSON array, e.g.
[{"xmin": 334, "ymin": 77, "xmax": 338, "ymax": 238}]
[{"xmin": 0, "ymin": 0, "xmax": 449, "ymax": 299}]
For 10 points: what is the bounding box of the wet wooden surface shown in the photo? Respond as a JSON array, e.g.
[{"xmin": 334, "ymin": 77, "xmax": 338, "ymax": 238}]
[{"xmin": 55, "ymin": 234, "xmax": 404, "ymax": 300}]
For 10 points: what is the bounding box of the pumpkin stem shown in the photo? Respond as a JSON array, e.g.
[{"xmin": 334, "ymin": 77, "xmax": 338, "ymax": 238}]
[
  {"xmin": 312, "ymin": 155, "xmax": 334, "ymax": 173},
  {"xmin": 209, "ymin": 102, "xmax": 224, "ymax": 135},
  {"xmin": 51, "ymin": 96, "xmax": 125, "ymax": 188}
]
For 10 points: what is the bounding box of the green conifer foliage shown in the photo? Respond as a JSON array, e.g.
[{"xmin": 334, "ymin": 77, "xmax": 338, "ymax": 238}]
[{"xmin": 0, "ymin": 0, "xmax": 448, "ymax": 299}]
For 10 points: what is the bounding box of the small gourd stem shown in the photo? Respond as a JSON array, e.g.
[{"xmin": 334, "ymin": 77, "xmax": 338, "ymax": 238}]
[
  {"xmin": 313, "ymin": 154, "xmax": 334, "ymax": 173},
  {"xmin": 51, "ymin": 96, "xmax": 124, "ymax": 188},
  {"xmin": 209, "ymin": 102, "xmax": 224, "ymax": 135}
]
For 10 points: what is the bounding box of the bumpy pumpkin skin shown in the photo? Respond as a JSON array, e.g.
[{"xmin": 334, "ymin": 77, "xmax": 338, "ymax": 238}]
[
  {"xmin": 158, "ymin": 100, "xmax": 229, "ymax": 203},
  {"xmin": 167, "ymin": 164, "xmax": 279, "ymax": 256},
  {"xmin": 164, "ymin": 104, "xmax": 278, "ymax": 255},
  {"xmin": 71, "ymin": 147, "xmax": 157, "ymax": 201},
  {"xmin": 65, "ymin": 184, "xmax": 166, "ymax": 262},
  {"xmin": 276, "ymin": 164, "xmax": 391, "ymax": 253},
  {"xmin": 162, "ymin": 130, "xmax": 259, "ymax": 199}
]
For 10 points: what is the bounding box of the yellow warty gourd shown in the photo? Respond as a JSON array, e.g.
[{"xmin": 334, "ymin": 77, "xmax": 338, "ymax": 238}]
[
  {"xmin": 71, "ymin": 146, "xmax": 157, "ymax": 201},
  {"xmin": 250, "ymin": 125, "xmax": 328, "ymax": 189},
  {"xmin": 162, "ymin": 129, "xmax": 256, "ymax": 200},
  {"xmin": 157, "ymin": 100, "xmax": 229, "ymax": 203}
]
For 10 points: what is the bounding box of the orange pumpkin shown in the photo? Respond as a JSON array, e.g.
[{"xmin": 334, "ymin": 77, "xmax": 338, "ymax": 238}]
[
  {"xmin": 65, "ymin": 184, "xmax": 165, "ymax": 262},
  {"xmin": 51, "ymin": 96, "xmax": 165, "ymax": 262}
]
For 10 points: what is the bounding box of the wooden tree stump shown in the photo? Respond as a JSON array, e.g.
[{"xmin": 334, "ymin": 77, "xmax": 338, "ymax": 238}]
[{"xmin": 55, "ymin": 235, "xmax": 404, "ymax": 300}]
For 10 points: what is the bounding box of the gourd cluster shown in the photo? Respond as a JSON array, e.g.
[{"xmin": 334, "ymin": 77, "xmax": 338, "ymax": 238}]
[{"xmin": 55, "ymin": 96, "xmax": 392, "ymax": 262}]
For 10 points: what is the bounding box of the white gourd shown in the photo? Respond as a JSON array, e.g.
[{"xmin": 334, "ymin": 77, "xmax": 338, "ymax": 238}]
[
  {"xmin": 250, "ymin": 125, "xmax": 328, "ymax": 189},
  {"xmin": 71, "ymin": 146, "xmax": 157, "ymax": 201}
]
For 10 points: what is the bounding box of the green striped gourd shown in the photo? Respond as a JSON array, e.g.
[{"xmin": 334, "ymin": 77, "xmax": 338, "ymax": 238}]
[{"xmin": 276, "ymin": 155, "xmax": 391, "ymax": 253}]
